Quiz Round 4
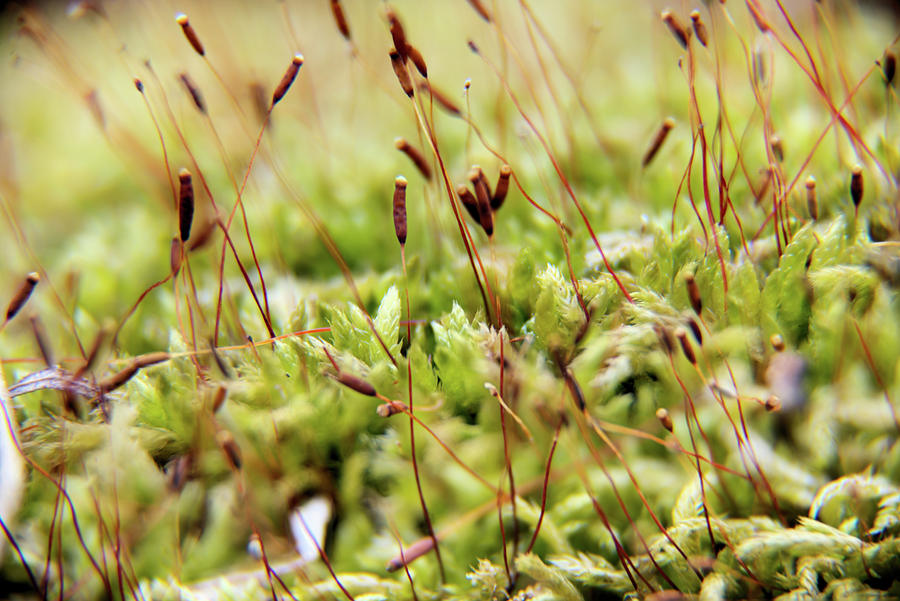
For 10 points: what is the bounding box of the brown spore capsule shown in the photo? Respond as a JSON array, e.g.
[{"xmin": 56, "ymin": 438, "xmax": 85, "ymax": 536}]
[
  {"xmin": 167, "ymin": 454, "xmax": 192, "ymax": 492},
  {"xmin": 406, "ymin": 43, "xmax": 427, "ymax": 78},
  {"xmin": 134, "ymin": 351, "xmax": 171, "ymax": 368},
  {"xmin": 389, "ymin": 48, "xmax": 414, "ymax": 97},
  {"xmin": 394, "ymin": 137, "xmax": 431, "ymax": 180},
  {"xmin": 469, "ymin": 167, "xmax": 494, "ymax": 236},
  {"xmin": 850, "ymin": 165, "xmax": 863, "ymax": 209},
  {"xmin": 457, "ymin": 184, "xmax": 481, "ymax": 224},
  {"xmin": 175, "ymin": 12, "xmax": 205, "ymax": 56},
  {"xmin": 209, "ymin": 343, "xmax": 232, "ymax": 378},
  {"xmin": 684, "ymin": 273, "xmax": 702, "ymax": 315},
  {"xmin": 676, "ymin": 327, "xmax": 697, "ymax": 365},
  {"xmin": 564, "ymin": 369, "xmax": 586, "ymax": 412},
  {"xmin": 211, "ymin": 386, "xmax": 228, "ymax": 413},
  {"xmin": 661, "ymin": 10, "xmax": 689, "ymax": 50},
  {"xmin": 656, "ymin": 408, "xmax": 674, "ymax": 432},
  {"xmin": 29, "ymin": 314, "xmax": 53, "ymax": 367},
  {"xmin": 746, "ymin": 0, "xmax": 771, "ymax": 33},
  {"xmin": 330, "ymin": 0, "xmax": 351, "ymax": 40},
  {"xmin": 376, "ymin": 400, "xmax": 407, "ymax": 417},
  {"xmin": 387, "ymin": 8, "xmax": 409, "ymax": 62},
  {"xmin": 687, "ymin": 317, "xmax": 703, "ymax": 346},
  {"xmin": 178, "ymin": 168, "xmax": 194, "ymax": 242},
  {"xmin": 99, "ymin": 363, "xmax": 140, "ymax": 393},
  {"xmin": 475, "ymin": 166, "xmax": 493, "ymax": 200},
  {"xmin": 179, "ymin": 72, "xmax": 206, "ymax": 114},
  {"xmin": 170, "ymin": 238, "xmax": 183, "ymax": 276},
  {"xmin": 133, "ymin": 78, "xmax": 144, "ymax": 93},
  {"xmin": 770, "ymin": 333, "xmax": 785, "ymax": 352},
  {"xmin": 492, "ymin": 164, "xmax": 511, "ymax": 210},
  {"xmin": 690, "ymin": 10, "xmax": 708, "ymax": 47},
  {"xmin": 642, "ymin": 117, "xmax": 675, "ymax": 167},
  {"xmin": 386, "ymin": 535, "xmax": 436, "ymax": 572},
  {"xmin": 419, "ymin": 81, "xmax": 461, "ymax": 115},
  {"xmin": 467, "ymin": 0, "xmax": 492, "ymax": 22},
  {"xmin": 217, "ymin": 431, "xmax": 242, "ymax": 470},
  {"xmin": 5, "ymin": 271, "xmax": 40, "ymax": 323},
  {"xmin": 336, "ymin": 372, "xmax": 376, "ymax": 397},
  {"xmin": 805, "ymin": 176, "xmax": 818, "ymax": 220},
  {"xmin": 770, "ymin": 135, "xmax": 783, "ymax": 162},
  {"xmin": 272, "ymin": 54, "xmax": 304, "ymax": 107},
  {"xmin": 882, "ymin": 51, "xmax": 896, "ymax": 86},
  {"xmin": 393, "ymin": 175, "xmax": 408, "ymax": 245},
  {"xmin": 655, "ymin": 323, "xmax": 676, "ymax": 356},
  {"xmin": 764, "ymin": 395, "xmax": 781, "ymax": 412}
]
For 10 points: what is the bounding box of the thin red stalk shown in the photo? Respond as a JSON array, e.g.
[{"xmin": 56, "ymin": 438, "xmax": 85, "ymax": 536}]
[
  {"xmin": 496, "ymin": 474, "xmax": 513, "ymax": 587},
  {"xmin": 142, "ymin": 63, "xmax": 275, "ymax": 343},
  {"xmin": 111, "ymin": 273, "xmax": 173, "ymax": 345},
  {"xmin": 293, "ymin": 509, "xmax": 354, "ymax": 601},
  {"xmin": 525, "ymin": 424, "xmax": 560, "ymax": 553},
  {"xmin": 569, "ymin": 456, "xmax": 645, "ymax": 592},
  {"xmin": 232, "ymin": 472, "xmax": 286, "ymax": 601},
  {"xmin": 42, "ymin": 465, "xmax": 63, "ymax": 596},
  {"xmin": 782, "ymin": 66, "xmax": 875, "ymax": 200},
  {"xmin": 286, "ymin": 189, "xmax": 401, "ymax": 365},
  {"xmin": 690, "ymin": 348, "xmax": 777, "ymax": 515},
  {"xmin": 853, "ymin": 320, "xmax": 900, "ymax": 432},
  {"xmin": 571, "ymin": 414, "xmax": 677, "ymax": 589},
  {"xmin": 583, "ymin": 415, "xmax": 696, "ymax": 575},
  {"xmin": 390, "ymin": 530, "xmax": 420, "ymax": 601},
  {"xmin": 212, "ymin": 107, "xmax": 275, "ymax": 345},
  {"xmin": 248, "ymin": 132, "xmax": 399, "ymax": 366},
  {"xmin": 54, "ymin": 495, "xmax": 63, "ymax": 601},
  {"xmin": 495, "ymin": 286, "xmax": 520, "ymax": 549},
  {"xmin": 0, "ymin": 514, "xmax": 40, "ymax": 594},
  {"xmin": 135, "ymin": 81, "xmax": 176, "ymax": 209},
  {"xmin": 594, "ymin": 418, "xmax": 751, "ymax": 478},
  {"xmin": 715, "ymin": 352, "xmax": 784, "ymax": 522},
  {"xmin": 773, "ymin": 0, "xmax": 823, "ymax": 89},
  {"xmin": 471, "ymin": 45, "xmax": 633, "ymax": 302},
  {"xmin": 743, "ymin": 6, "xmax": 888, "ymax": 180},
  {"xmin": 203, "ymin": 112, "xmax": 273, "ymax": 330},
  {"xmin": 407, "ymin": 88, "xmax": 495, "ymax": 323},
  {"xmin": 450, "ymin": 115, "xmax": 588, "ymax": 321},
  {"xmin": 183, "ymin": 257, "xmax": 208, "ymax": 325},
  {"xmin": 0, "ymin": 200, "xmax": 86, "ymax": 358},
  {"xmin": 673, "ymin": 130, "xmax": 710, "ymax": 245},
  {"xmin": 0, "ymin": 398, "xmax": 111, "ymax": 595},
  {"xmin": 517, "ymin": 2, "xmax": 576, "ymax": 172},
  {"xmin": 518, "ymin": 0, "xmax": 613, "ymax": 153},
  {"xmin": 400, "ymin": 246, "xmax": 445, "ymax": 581},
  {"xmin": 685, "ymin": 42, "xmax": 730, "ymax": 300},
  {"xmin": 667, "ymin": 356, "xmax": 717, "ymax": 551},
  {"xmin": 183, "ymin": 273, "xmax": 202, "ymax": 368},
  {"xmin": 808, "ymin": 3, "xmax": 864, "ymax": 151},
  {"xmin": 387, "ymin": 401, "xmax": 499, "ymax": 494},
  {"xmin": 110, "ymin": 475, "xmax": 127, "ymax": 601},
  {"xmin": 496, "ymin": 338, "xmax": 518, "ymax": 584}
]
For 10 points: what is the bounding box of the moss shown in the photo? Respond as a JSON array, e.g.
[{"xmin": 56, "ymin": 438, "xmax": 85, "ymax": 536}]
[{"xmin": 1, "ymin": 1, "xmax": 900, "ymax": 600}]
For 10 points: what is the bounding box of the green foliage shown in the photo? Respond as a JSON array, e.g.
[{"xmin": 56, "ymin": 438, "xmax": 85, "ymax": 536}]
[{"xmin": 1, "ymin": 1, "xmax": 900, "ymax": 600}]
